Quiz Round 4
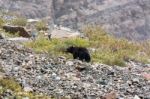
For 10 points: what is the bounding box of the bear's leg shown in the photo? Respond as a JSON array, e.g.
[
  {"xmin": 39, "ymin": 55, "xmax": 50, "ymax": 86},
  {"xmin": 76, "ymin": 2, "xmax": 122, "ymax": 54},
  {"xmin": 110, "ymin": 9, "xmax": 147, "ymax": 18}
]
[
  {"xmin": 73, "ymin": 51, "xmax": 78, "ymax": 59},
  {"xmin": 78, "ymin": 52, "xmax": 85, "ymax": 61},
  {"xmin": 79, "ymin": 52, "xmax": 91, "ymax": 62}
]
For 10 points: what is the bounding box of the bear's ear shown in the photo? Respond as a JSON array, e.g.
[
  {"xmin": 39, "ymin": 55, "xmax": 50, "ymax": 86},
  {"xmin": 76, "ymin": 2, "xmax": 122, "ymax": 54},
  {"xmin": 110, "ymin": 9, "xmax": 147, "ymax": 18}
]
[
  {"xmin": 65, "ymin": 46, "xmax": 72, "ymax": 53},
  {"xmin": 70, "ymin": 45, "xmax": 74, "ymax": 48}
]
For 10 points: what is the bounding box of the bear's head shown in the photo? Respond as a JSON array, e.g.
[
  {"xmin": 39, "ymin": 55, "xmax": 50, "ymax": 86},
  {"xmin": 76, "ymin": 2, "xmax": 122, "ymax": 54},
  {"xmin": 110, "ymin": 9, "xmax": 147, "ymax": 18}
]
[{"xmin": 66, "ymin": 46, "xmax": 74, "ymax": 53}]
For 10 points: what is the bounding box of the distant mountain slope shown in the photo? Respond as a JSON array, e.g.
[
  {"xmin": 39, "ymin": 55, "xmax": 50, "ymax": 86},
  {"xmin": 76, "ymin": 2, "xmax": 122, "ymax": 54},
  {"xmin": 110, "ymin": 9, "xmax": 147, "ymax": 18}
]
[
  {"xmin": 0, "ymin": 0, "xmax": 53, "ymax": 18},
  {"xmin": 0, "ymin": 0, "xmax": 150, "ymax": 40},
  {"xmin": 53, "ymin": 0, "xmax": 150, "ymax": 40}
]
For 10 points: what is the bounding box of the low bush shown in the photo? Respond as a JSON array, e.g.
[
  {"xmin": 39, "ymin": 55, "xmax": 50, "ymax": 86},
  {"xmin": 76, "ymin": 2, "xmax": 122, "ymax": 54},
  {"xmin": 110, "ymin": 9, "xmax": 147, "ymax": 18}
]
[
  {"xmin": 35, "ymin": 21, "xmax": 47, "ymax": 31},
  {"xmin": 11, "ymin": 18, "xmax": 27, "ymax": 27},
  {"xmin": 0, "ymin": 18, "xmax": 5, "ymax": 27},
  {"xmin": 0, "ymin": 78, "xmax": 51, "ymax": 98}
]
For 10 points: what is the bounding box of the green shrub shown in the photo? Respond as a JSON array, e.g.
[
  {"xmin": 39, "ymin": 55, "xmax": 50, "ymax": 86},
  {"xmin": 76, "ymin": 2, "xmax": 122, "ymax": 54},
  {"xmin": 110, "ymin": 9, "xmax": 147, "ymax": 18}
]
[
  {"xmin": 0, "ymin": 78, "xmax": 22, "ymax": 92},
  {"xmin": 35, "ymin": 21, "xmax": 47, "ymax": 31},
  {"xmin": 0, "ymin": 18, "xmax": 4, "ymax": 27},
  {"xmin": 11, "ymin": 18, "xmax": 27, "ymax": 26},
  {"xmin": 82, "ymin": 25, "xmax": 107, "ymax": 41},
  {"xmin": 64, "ymin": 38, "xmax": 90, "ymax": 47},
  {"xmin": 0, "ymin": 78, "xmax": 51, "ymax": 98}
]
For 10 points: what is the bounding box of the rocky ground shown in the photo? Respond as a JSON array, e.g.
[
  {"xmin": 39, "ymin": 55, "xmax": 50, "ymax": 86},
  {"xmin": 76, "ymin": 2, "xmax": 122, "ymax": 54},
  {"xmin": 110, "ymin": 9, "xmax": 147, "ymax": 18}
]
[{"xmin": 0, "ymin": 40, "xmax": 150, "ymax": 99}]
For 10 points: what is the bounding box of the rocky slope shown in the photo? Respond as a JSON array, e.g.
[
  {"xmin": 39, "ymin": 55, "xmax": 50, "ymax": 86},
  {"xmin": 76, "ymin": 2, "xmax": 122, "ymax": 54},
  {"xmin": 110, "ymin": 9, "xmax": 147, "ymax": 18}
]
[
  {"xmin": 0, "ymin": 0, "xmax": 53, "ymax": 18},
  {"xmin": 0, "ymin": 40, "xmax": 150, "ymax": 99},
  {"xmin": 0, "ymin": 0, "xmax": 150, "ymax": 40},
  {"xmin": 53, "ymin": 0, "xmax": 150, "ymax": 40}
]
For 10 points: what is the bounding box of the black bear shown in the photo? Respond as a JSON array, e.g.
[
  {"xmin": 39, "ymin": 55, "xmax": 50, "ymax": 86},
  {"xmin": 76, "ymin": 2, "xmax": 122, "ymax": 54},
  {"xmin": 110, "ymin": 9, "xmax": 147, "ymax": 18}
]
[{"xmin": 66, "ymin": 46, "xmax": 91, "ymax": 62}]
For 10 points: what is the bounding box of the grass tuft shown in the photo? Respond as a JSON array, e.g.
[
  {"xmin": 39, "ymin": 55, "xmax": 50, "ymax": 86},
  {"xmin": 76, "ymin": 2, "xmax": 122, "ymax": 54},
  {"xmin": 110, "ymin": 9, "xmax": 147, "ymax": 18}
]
[
  {"xmin": 0, "ymin": 78, "xmax": 52, "ymax": 98},
  {"xmin": 11, "ymin": 18, "xmax": 27, "ymax": 27}
]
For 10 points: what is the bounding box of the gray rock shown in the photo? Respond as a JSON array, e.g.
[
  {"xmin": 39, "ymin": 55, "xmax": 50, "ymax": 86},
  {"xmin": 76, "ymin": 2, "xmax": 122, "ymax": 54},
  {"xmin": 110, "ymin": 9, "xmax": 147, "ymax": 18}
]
[
  {"xmin": 22, "ymin": 97, "xmax": 30, "ymax": 99},
  {"xmin": 66, "ymin": 61, "xmax": 74, "ymax": 66},
  {"xmin": 132, "ymin": 78, "xmax": 140, "ymax": 83},
  {"xmin": 133, "ymin": 95, "xmax": 141, "ymax": 99},
  {"xmin": 24, "ymin": 86, "xmax": 33, "ymax": 92},
  {"xmin": 0, "ymin": 33, "xmax": 4, "ymax": 39}
]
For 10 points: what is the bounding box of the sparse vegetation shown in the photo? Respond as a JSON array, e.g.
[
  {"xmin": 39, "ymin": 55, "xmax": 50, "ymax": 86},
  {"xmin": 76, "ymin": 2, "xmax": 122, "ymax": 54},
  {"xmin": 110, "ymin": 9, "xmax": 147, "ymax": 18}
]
[
  {"xmin": 0, "ymin": 78, "xmax": 52, "ymax": 98},
  {"xmin": 0, "ymin": 18, "xmax": 5, "ymax": 28},
  {"xmin": 11, "ymin": 18, "xmax": 27, "ymax": 27},
  {"xmin": 24, "ymin": 25, "xmax": 150, "ymax": 66},
  {"xmin": 82, "ymin": 25, "xmax": 150, "ymax": 66},
  {"xmin": 24, "ymin": 33, "xmax": 89, "ymax": 58},
  {"xmin": 35, "ymin": 21, "xmax": 47, "ymax": 31}
]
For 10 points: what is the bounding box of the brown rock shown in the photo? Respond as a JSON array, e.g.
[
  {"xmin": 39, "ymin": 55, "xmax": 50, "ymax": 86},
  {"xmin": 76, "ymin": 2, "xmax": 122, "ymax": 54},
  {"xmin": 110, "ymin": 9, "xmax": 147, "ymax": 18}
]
[
  {"xmin": 142, "ymin": 73, "xmax": 150, "ymax": 80},
  {"xmin": 0, "ymin": 33, "xmax": 4, "ymax": 39},
  {"xmin": 0, "ymin": 72, "xmax": 5, "ymax": 80},
  {"xmin": 101, "ymin": 91, "xmax": 117, "ymax": 99},
  {"xmin": 75, "ymin": 65, "xmax": 87, "ymax": 72},
  {"xmin": 3, "ymin": 25, "xmax": 31, "ymax": 38}
]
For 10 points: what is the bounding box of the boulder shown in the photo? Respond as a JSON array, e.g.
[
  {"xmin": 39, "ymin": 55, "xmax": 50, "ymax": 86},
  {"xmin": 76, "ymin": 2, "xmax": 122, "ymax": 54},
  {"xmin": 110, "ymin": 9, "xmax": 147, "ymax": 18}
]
[
  {"xmin": 0, "ymin": 33, "xmax": 4, "ymax": 39},
  {"xmin": 2, "ymin": 25, "xmax": 31, "ymax": 38}
]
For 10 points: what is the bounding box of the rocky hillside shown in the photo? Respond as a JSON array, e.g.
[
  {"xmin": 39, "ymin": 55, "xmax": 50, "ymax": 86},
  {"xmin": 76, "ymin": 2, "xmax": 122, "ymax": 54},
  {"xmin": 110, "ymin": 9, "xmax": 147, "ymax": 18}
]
[
  {"xmin": 0, "ymin": 0, "xmax": 53, "ymax": 18},
  {"xmin": 0, "ymin": 40, "xmax": 150, "ymax": 99},
  {"xmin": 53, "ymin": 0, "xmax": 150, "ymax": 40},
  {"xmin": 0, "ymin": 0, "xmax": 150, "ymax": 40}
]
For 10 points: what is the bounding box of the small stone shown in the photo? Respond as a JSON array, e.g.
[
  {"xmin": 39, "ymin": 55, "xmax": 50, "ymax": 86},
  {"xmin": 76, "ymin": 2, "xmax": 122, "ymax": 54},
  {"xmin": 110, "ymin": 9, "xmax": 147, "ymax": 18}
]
[
  {"xmin": 142, "ymin": 73, "xmax": 150, "ymax": 80},
  {"xmin": 52, "ymin": 73, "xmax": 57, "ymax": 77},
  {"xmin": 132, "ymin": 78, "xmax": 139, "ymax": 83},
  {"xmin": 133, "ymin": 95, "xmax": 140, "ymax": 99},
  {"xmin": 36, "ymin": 75, "xmax": 42, "ymax": 80},
  {"xmin": 6, "ymin": 89, "xmax": 13, "ymax": 95},
  {"xmin": 58, "ymin": 57, "xmax": 66, "ymax": 63},
  {"xmin": 89, "ymin": 48, "xmax": 96, "ymax": 52},
  {"xmin": 66, "ymin": 61, "xmax": 74, "ymax": 66},
  {"xmin": 102, "ymin": 91, "xmax": 117, "ymax": 99},
  {"xmin": 75, "ymin": 65, "xmax": 87, "ymax": 72},
  {"xmin": 127, "ymin": 80, "xmax": 132, "ymax": 85},
  {"xmin": 58, "ymin": 56, "xmax": 66, "ymax": 60},
  {"xmin": 13, "ymin": 67, "xmax": 19, "ymax": 71},
  {"xmin": 118, "ymin": 97, "xmax": 124, "ymax": 99},
  {"xmin": 97, "ymin": 79, "xmax": 107, "ymax": 85},
  {"xmin": 55, "ymin": 76, "xmax": 61, "ymax": 80},
  {"xmin": 24, "ymin": 86, "xmax": 33, "ymax": 92},
  {"xmin": 55, "ymin": 88, "xmax": 63, "ymax": 94},
  {"xmin": 63, "ymin": 95, "xmax": 71, "ymax": 99},
  {"xmin": 83, "ymin": 83, "xmax": 91, "ymax": 88},
  {"xmin": 74, "ymin": 60, "xmax": 83, "ymax": 65},
  {"xmin": 65, "ymin": 73, "xmax": 80, "ymax": 81},
  {"xmin": 107, "ymin": 71, "xmax": 115, "ymax": 76},
  {"xmin": 22, "ymin": 97, "xmax": 30, "ymax": 99}
]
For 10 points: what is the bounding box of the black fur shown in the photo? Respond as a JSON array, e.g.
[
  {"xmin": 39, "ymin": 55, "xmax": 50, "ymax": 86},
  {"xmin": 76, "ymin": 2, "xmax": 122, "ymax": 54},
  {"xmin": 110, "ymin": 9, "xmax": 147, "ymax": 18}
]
[{"xmin": 66, "ymin": 46, "xmax": 91, "ymax": 62}]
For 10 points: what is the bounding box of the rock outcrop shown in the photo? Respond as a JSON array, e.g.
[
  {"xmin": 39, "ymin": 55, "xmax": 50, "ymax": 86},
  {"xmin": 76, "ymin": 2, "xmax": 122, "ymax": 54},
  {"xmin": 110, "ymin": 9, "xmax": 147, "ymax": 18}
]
[
  {"xmin": 2, "ymin": 25, "xmax": 31, "ymax": 38},
  {"xmin": 0, "ymin": 33, "xmax": 4, "ymax": 39}
]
